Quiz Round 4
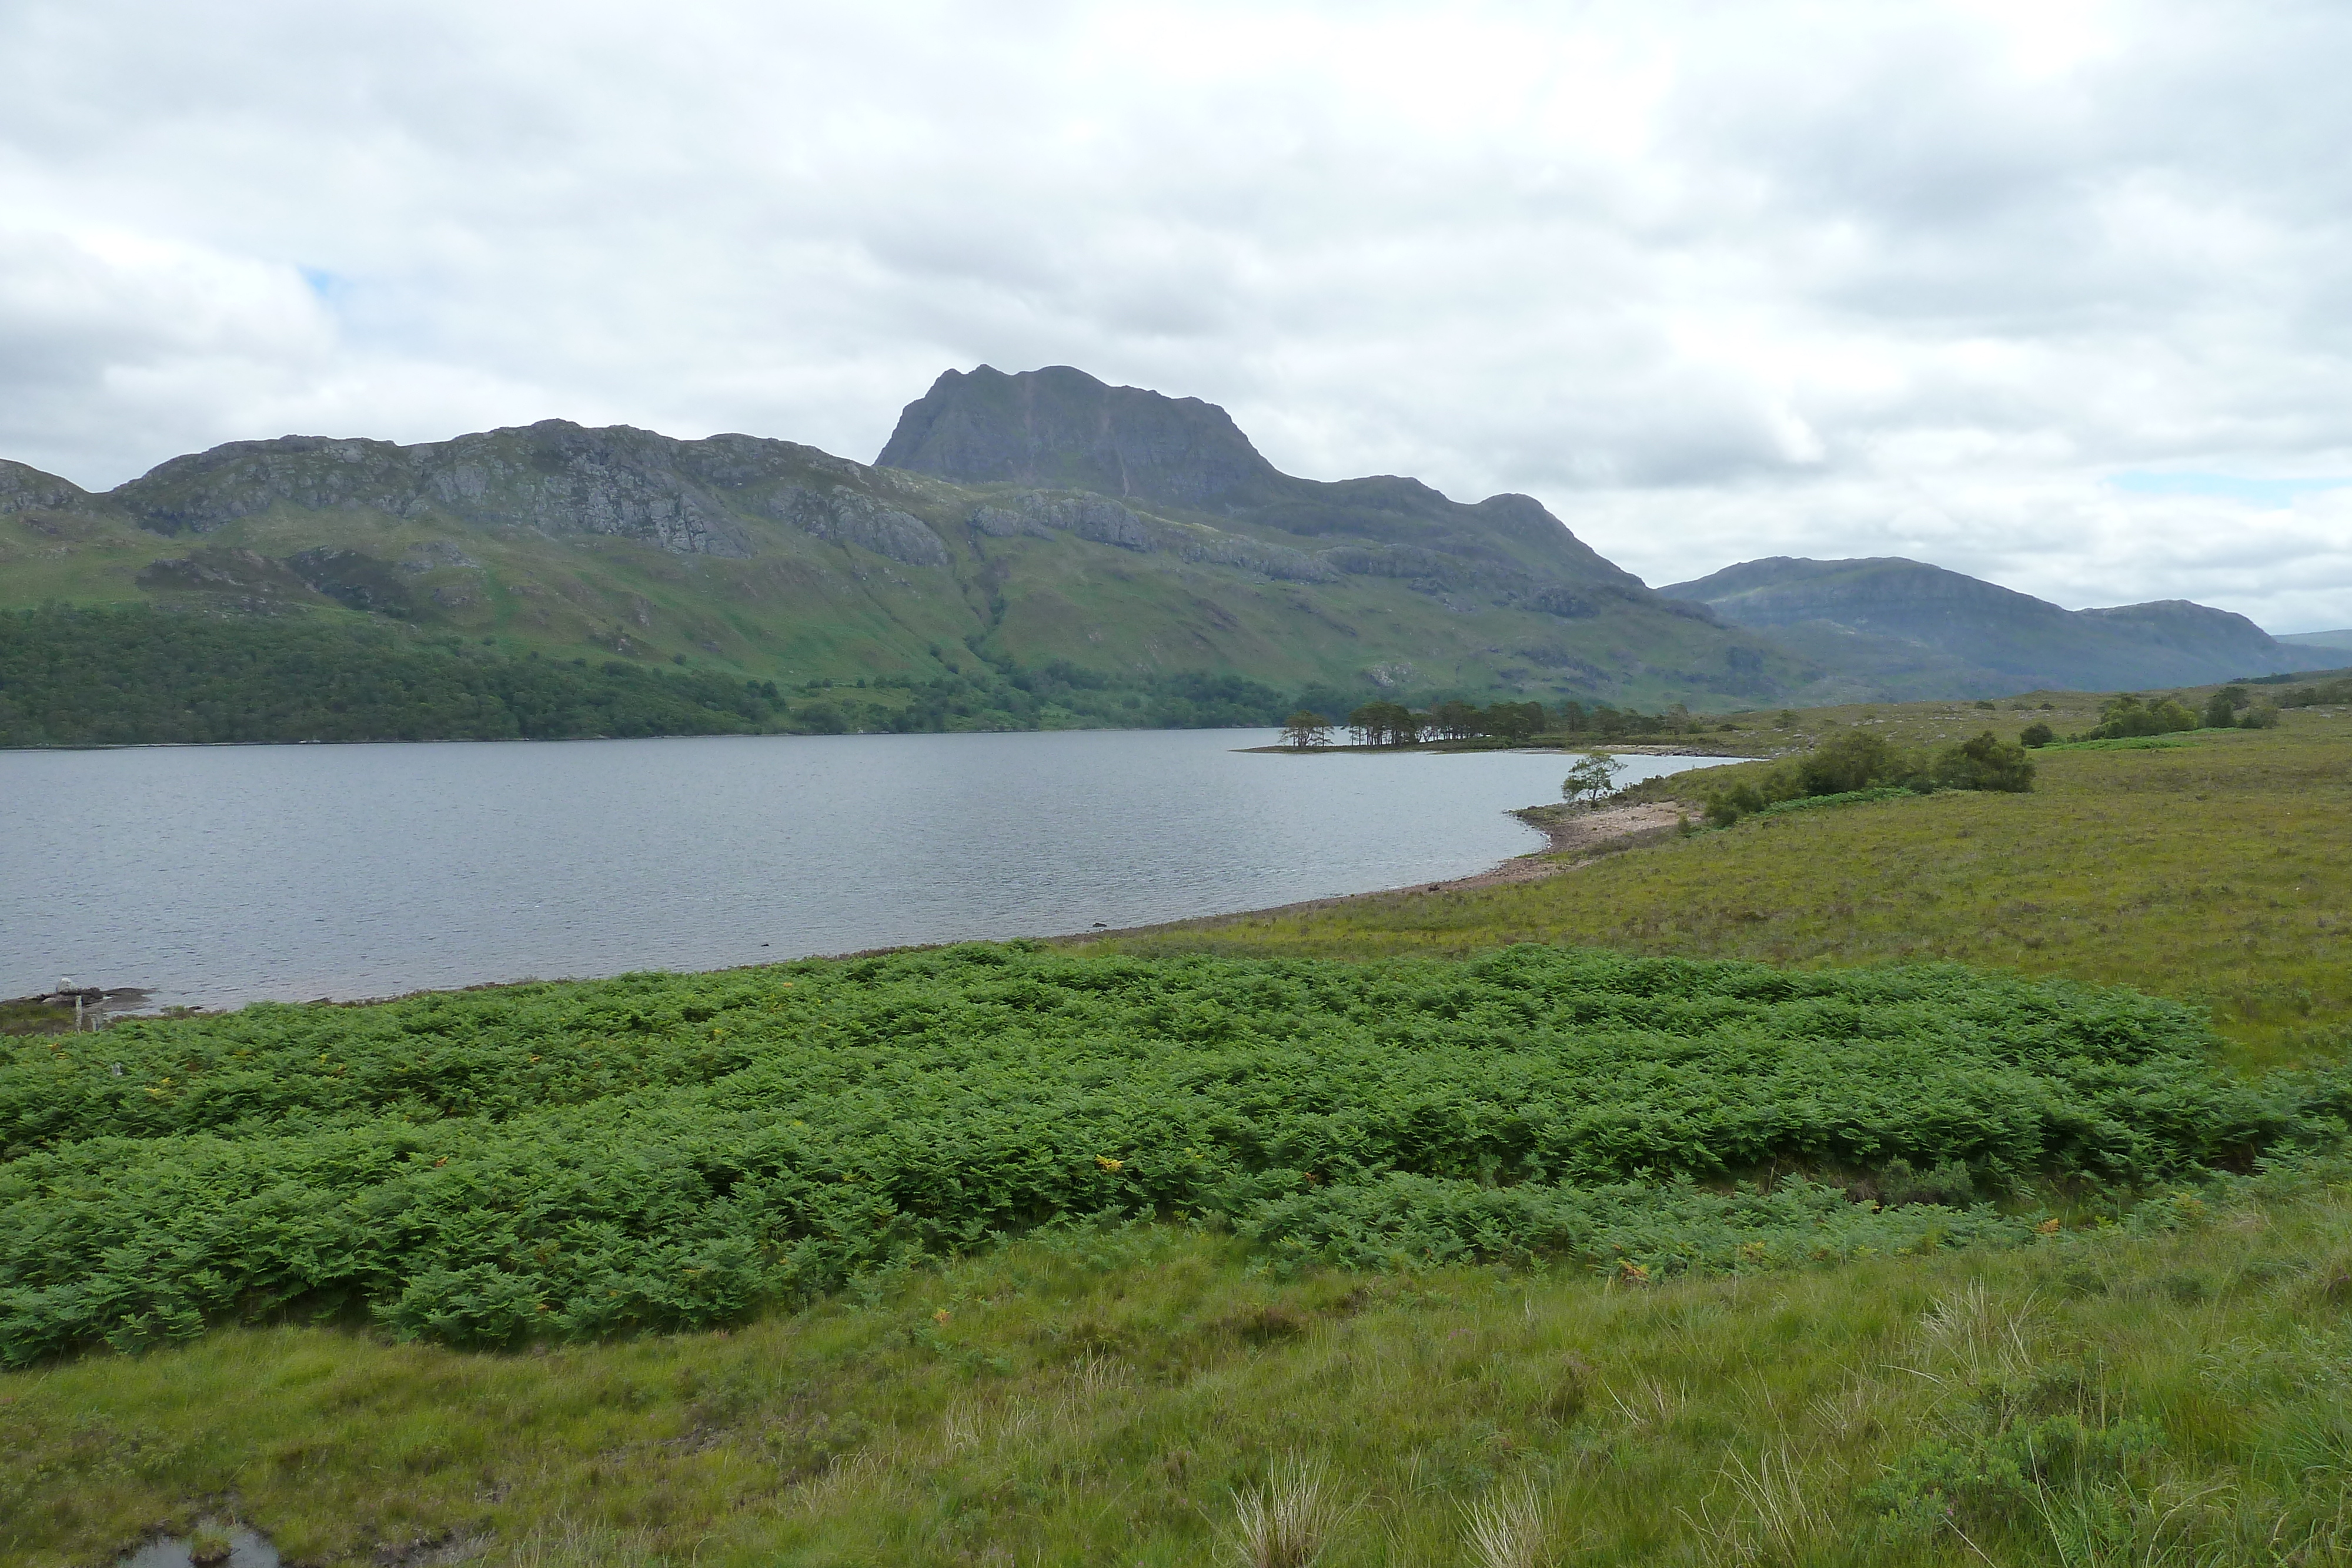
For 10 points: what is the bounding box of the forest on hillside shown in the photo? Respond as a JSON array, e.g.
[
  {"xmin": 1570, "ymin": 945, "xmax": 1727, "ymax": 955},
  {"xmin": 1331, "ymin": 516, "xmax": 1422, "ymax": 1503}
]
[
  {"xmin": 0, "ymin": 607, "xmax": 1345, "ymax": 745},
  {"xmin": 0, "ymin": 606, "xmax": 794, "ymax": 747}
]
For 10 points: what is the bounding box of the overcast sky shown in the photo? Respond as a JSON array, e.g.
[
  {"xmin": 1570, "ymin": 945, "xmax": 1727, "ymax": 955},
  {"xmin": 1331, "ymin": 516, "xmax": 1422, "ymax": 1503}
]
[{"xmin": 5, "ymin": 1, "xmax": 2349, "ymax": 630}]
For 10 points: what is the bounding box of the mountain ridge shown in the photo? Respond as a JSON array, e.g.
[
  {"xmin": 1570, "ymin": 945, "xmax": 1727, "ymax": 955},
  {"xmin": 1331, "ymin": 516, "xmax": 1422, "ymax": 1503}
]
[
  {"xmin": 1, "ymin": 368, "xmax": 2310, "ymax": 717},
  {"xmin": 0, "ymin": 376, "xmax": 1785, "ymax": 714}
]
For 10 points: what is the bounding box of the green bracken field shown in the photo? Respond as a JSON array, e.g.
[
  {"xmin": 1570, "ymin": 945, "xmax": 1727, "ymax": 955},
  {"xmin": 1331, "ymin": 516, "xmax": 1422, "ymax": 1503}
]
[
  {"xmin": 7, "ymin": 946, "xmax": 2323, "ymax": 1366},
  {"xmin": 6, "ymin": 703, "xmax": 2352, "ymax": 1566}
]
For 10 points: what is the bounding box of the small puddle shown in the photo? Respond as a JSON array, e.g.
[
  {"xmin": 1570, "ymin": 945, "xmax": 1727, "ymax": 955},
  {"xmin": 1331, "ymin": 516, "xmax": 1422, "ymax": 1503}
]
[{"xmin": 118, "ymin": 1524, "xmax": 279, "ymax": 1568}]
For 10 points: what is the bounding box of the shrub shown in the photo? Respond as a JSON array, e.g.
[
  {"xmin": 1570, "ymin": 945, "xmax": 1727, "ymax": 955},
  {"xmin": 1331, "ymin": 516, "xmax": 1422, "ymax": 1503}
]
[
  {"xmin": 2019, "ymin": 721, "xmax": 2054, "ymax": 748},
  {"xmin": 2202, "ymin": 686, "xmax": 2249, "ymax": 728},
  {"xmin": 1876, "ymin": 1157, "xmax": 1978, "ymax": 1206},
  {"xmin": 2084, "ymin": 694, "xmax": 2199, "ymax": 741},
  {"xmin": 1796, "ymin": 729, "xmax": 1902, "ymax": 795},
  {"xmin": 2277, "ymin": 677, "xmax": 2352, "ymax": 708},
  {"xmin": 1932, "ymin": 732, "xmax": 2035, "ymax": 793},
  {"xmin": 1865, "ymin": 1413, "xmax": 2163, "ymax": 1548}
]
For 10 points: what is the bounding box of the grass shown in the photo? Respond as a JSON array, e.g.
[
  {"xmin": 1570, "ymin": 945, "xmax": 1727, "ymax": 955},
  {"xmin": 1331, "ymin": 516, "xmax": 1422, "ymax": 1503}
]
[
  {"xmin": 1092, "ymin": 715, "xmax": 2352, "ymax": 1071},
  {"xmin": 0, "ymin": 998, "xmax": 77, "ymax": 1037},
  {"xmin": 7, "ymin": 696, "xmax": 2352, "ymax": 1566},
  {"xmin": 11, "ymin": 1164, "xmax": 2352, "ymax": 1566}
]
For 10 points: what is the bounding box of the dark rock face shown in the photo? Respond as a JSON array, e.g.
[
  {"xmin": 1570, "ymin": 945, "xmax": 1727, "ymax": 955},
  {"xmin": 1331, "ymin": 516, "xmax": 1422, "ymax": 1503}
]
[
  {"xmin": 1665, "ymin": 556, "xmax": 2296, "ymax": 690},
  {"xmin": 877, "ymin": 365, "xmax": 1282, "ymax": 508},
  {"xmin": 283, "ymin": 548, "xmax": 417, "ymax": 615},
  {"xmin": 760, "ymin": 486, "xmax": 948, "ymax": 566},
  {"xmin": 134, "ymin": 543, "xmax": 418, "ymax": 617},
  {"xmin": 135, "ymin": 547, "xmax": 333, "ymax": 608}
]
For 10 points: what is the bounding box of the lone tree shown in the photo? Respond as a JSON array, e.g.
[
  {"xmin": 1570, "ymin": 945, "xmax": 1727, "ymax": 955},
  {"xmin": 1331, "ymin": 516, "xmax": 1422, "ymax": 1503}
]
[
  {"xmin": 1281, "ymin": 710, "xmax": 1332, "ymax": 750},
  {"xmin": 1561, "ymin": 751, "xmax": 1625, "ymax": 806}
]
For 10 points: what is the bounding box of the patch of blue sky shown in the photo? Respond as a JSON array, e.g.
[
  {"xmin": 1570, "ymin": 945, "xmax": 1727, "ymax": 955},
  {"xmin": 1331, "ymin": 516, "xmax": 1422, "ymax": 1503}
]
[
  {"xmin": 2109, "ymin": 471, "xmax": 2352, "ymax": 507},
  {"xmin": 299, "ymin": 266, "xmax": 357, "ymax": 309}
]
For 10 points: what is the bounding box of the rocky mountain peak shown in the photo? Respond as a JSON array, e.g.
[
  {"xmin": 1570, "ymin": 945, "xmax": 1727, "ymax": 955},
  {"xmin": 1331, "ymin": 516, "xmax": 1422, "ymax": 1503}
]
[{"xmin": 875, "ymin": 365, "xmax": 1282, "ymax": 508}]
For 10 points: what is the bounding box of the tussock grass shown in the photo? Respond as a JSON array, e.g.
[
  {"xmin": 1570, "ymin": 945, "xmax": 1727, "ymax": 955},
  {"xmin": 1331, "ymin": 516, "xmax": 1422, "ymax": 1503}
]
[
  {"xmin": 1223, "ymin": 1455, "xmax": 1344, "ymax": 1568},
  {"xmin": 1461, "ymin": 1477, "xmax": 1555, "ymax": 1568}
]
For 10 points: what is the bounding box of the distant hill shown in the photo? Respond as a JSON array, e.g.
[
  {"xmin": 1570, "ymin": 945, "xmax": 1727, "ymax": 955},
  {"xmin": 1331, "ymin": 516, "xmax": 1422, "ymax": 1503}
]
[
  {"xmin": 1661, "ymin": 556, "xmax": 2300, "ymax": 700},
  {"xmin": 0, "ymin": 367, "xmax": 1801, "ymax": 724},
  {"xmin": 2278, "ymin": 628, "xmax": 2352, "ymax": 664}
]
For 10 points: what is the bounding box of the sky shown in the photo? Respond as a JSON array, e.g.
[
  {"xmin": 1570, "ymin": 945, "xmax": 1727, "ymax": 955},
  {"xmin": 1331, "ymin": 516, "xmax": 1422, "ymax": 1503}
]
[{"xmin": 4, "ymin": 1, "xmax": 2349, "ymax": 632}]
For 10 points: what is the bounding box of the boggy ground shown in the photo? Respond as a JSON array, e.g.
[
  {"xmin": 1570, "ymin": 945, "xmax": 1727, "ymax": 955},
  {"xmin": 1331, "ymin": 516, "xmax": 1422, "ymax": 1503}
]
[{"xmin": 6, "ymin": 703, "xmax": 2352, "ymax": 1567}]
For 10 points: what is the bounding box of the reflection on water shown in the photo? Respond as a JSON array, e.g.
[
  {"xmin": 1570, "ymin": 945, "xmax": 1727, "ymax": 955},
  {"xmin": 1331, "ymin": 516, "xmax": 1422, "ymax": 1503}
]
[
  {"xmin": 1, "ymin": 730, "xmax": 1735, "ymax": 1009},
  {"xmin": 118, "ymin": 1526, "xmax": 279, "ymax": 1568}
]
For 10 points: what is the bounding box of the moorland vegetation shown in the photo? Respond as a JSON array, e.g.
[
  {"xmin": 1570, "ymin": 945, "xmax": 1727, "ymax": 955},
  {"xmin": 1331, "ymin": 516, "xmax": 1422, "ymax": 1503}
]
[{"xmin": 6, "ymin": 703, "xmax": 2352, "ymax": 1566}]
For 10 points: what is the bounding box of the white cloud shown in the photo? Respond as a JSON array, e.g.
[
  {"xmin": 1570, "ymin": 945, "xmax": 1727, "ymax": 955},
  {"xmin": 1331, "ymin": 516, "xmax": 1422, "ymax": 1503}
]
[{"xmin": 1, "ymin": 0, "xmax": 2347, "ymax": 630}]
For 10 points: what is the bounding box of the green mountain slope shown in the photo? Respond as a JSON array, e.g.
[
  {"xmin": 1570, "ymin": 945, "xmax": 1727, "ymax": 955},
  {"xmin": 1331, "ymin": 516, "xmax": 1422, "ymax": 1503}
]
[
  {"xmin": 0, "ymin": 372, "xmax": 1802, "ymax": 717},
  {"xmin": 1663, "ymin": 554, "xmax": 2299, "ymax": 699}
]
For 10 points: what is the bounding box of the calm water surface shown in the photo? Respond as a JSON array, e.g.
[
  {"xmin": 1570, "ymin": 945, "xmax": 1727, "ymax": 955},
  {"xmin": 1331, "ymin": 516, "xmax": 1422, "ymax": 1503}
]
[{"xmin": 1, "ymin": 730, "xmax": 1734, "ymax": 1009}]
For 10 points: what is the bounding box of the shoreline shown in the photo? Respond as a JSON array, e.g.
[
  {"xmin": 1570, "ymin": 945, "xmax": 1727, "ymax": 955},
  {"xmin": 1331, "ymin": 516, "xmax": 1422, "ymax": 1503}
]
[
  {"xmin": 1055, "ymin": 797, "xmax": 1698, "ymax": 944},
  {"xmin": 1238, "ymin": 740, "xmax": 1762, "ymax": 758}
]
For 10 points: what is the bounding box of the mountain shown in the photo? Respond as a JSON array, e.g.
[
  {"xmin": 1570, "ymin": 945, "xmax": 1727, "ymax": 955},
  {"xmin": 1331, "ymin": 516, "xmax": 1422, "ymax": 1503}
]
[
  {"xmin": 877, "ymin": 364, "xmax": 1652, "ymax": 597},
  {"xmin": 1661, "ymin": 556, "xmax": 2301, "ymax": 699},
  {"xmin": 0, "ymin": 370, "xmax": 1800, "ymax": 717}
]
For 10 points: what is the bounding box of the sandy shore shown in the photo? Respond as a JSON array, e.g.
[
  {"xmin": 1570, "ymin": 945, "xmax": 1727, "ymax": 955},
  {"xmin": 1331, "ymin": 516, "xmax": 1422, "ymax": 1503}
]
[{"xmin": 1456, "ymin": 800, "xmax": 1694, "ymax": 885}]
